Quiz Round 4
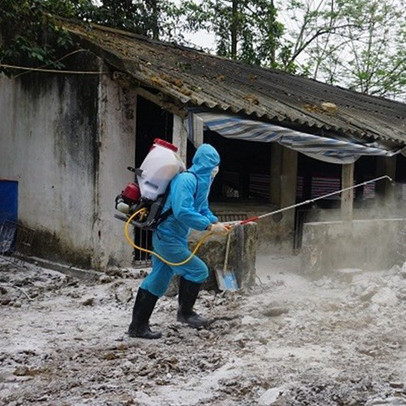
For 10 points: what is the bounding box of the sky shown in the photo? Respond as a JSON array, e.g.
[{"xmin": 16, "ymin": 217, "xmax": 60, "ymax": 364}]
[{"xmin": 183, "ymin": 30, "xmax": 215, "ymax": 50}]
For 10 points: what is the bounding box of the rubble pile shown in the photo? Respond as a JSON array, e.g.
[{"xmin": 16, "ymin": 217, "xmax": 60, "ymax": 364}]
[{"xmin": 1, "ymin": 257, "xmax": 406, "ymax": 405}]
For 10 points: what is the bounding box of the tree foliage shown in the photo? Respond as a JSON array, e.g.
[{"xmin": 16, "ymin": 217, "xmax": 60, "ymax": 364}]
[
  {"xmin": 0, "ymin": 0, "xmax": 96, "ymax": 70},
  {"xmin": 277, "ymin": 0, "xmax": 406, "ymax": 99},
  {"xmin": 78, "ymin": 0, "xmax": 184, "ymax": 41},
  {"xmin": 181, "ymin": 0, "xmax": 285, "ymax": 68},
  {"xmin": 93, "ymin": 0, "xmax": 160, "ymax": 38},
  {"xmin": 0, "ymin": 0, "xmax": 184, "ymax": 72},
  {"xmin": 180, "ymin": 0, "xmax": 406, "ymax": 99},
  {"xmin": 1, "ymin": 0, "xmax": 405, "ymax": 100}
]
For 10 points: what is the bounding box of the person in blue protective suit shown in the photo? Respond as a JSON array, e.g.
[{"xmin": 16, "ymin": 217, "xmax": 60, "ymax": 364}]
[{"xmin": 128, "ymin": 143, "xmax": 230, "ymax": 339}]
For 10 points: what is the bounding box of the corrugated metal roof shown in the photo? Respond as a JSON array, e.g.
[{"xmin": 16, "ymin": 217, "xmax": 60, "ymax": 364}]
[{"xmin": 63, "ymin": 20, "xmax": 406, "ymax": 147}]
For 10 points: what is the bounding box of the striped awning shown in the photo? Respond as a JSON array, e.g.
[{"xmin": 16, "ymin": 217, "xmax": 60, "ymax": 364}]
[{"xmin": 189, "ymin": 112, "xmax": 405, "ymax": 164}]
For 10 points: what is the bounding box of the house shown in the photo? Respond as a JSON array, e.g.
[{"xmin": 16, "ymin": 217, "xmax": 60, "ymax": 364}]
[{"xmin": 1, "ymin": 19, "xmax": 405, "ymax": 270}]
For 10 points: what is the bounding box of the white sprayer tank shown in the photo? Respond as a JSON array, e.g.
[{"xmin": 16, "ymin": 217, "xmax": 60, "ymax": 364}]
[{"xmin": 137, "ymin": 138, "xmax": 185, "ymax": 200}]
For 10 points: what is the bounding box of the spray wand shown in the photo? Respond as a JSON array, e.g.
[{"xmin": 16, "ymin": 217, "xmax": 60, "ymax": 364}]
[
  {"xmin": 124, "ymin": 175, "xmax": 393, "ymax": 266},
  {"xmin": 233, "ymin": 175, "xmax": 393, "ymax": 226}
]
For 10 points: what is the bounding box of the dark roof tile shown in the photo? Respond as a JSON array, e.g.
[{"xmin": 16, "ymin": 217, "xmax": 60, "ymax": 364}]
[{"xmin": 63, "ymin": 20, "xmax": 406, "ymax": 146}]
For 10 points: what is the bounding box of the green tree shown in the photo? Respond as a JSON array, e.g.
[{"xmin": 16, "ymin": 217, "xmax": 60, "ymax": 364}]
[
  {"xmin": 90, "ymin": 0, "xmax": 157, "ymax": 38},
  {"xmin": 181, "ymin": 0, "xmax": 406, "ymax": 99},
  {"xmin": 92, "ymin": 0, "xmax": 184, "ymax": 41},
  {"xmin": 277, "ymin": 0, "xmax": 406, "ymax": 99},
  {"xmin": 2, "ymin": 0, "xmax": 405, "ymax": 100},
  {"xmin": 0, "ymin": 0, "xmax": 185, "ymax": 73},
  {"xmin": 0, "ymin": 0, "xmax": 95, "ymax": 70},
  {"xmin": 182, "ymin": 0, "xmax": 285, "ymax": 68}
]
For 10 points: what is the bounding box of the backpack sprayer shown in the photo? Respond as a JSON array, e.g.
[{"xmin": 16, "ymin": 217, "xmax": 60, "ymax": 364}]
[
  {"xmin": 114, "ymin": 138, "xmax": 185, "ymax": 230},
  {"xmin": 115, "ymin": 139, "xmax": 393, "ymax": 266},
  {"xmin": 114, "ymin": 138, "xmax": 214, "ymax": 266}
]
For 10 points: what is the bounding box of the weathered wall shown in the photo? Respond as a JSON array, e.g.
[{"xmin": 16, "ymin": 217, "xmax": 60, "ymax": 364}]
[
  {"xmin": 0, "ymin": 71, "xmax": 97, "ymax": 266},
  {"xmin": 301, "ymin": 218, "xmax": 406, "ymax": 277},
  {"xmin": 92, "ymin": 74, "xmax": 137, "ymax": 269},
  {"xmin": 0, "ymin": 59, "xmax": 135, "ymax": 269}
]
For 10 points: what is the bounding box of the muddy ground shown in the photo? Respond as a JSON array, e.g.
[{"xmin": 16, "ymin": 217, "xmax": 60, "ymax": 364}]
[{"xmin": 1, "ymin": 254, "xmax": 406, "ymax": 406}]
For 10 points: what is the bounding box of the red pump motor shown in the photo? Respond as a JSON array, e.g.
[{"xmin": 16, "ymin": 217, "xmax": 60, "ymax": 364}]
[{"xmin": 115, "ymin": 182, "xmax": 141, "ymax": 214}]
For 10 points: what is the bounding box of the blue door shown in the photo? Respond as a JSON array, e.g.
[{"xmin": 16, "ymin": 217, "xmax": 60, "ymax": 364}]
[{"xmin": 0, "ymin": 180, "xmax": 18, "ymax": 253}]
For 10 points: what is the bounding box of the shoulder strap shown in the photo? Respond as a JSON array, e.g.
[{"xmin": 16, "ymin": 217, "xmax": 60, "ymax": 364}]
[
  {"xmin": 187, "ymin": 171, "xmax": 199, "ymax": 198},
  {"xmin": 156, "ymin": 171, "xmax": 198, "ymax": 226}
]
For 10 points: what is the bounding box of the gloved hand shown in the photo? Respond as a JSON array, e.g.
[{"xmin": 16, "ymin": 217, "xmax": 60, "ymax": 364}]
[{"xmin": 208, "ymin": 222, "xmax": 230, "ymax": 234}]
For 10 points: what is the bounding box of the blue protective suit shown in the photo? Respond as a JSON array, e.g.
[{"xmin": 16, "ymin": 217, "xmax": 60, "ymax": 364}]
[{"xmin": 141, "ymin": 144, "xmax": 220, "ymax": 297}]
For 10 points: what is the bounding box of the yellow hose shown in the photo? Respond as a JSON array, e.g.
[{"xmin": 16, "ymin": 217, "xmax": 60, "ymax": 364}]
[{"xmin": 124, "ymin": 208, "xmax": 215, "ymax": 266}]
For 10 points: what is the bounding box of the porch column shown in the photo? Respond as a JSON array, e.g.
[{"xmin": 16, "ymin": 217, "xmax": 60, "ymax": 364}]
[
  {"xmin": 172, "ymin": 115, "xmax": 188, "ymax": 164},
  {"xmin": 376, "ymin": 157, "xmax": 396, "ymax": 208},
  {"xmin": 341, "ymin": 163, "xmax": 354, "ymax": 221},
  {"xmin": 270, "ymin": 144, "xmax": 298, "ymax": 226},
  {"xmin": 191, "ymin": 113, "xmax": 204, "ymax": 148},
  {"xmin": 270, "ymin": 143, "xmax": 282, "ymax": 206}
]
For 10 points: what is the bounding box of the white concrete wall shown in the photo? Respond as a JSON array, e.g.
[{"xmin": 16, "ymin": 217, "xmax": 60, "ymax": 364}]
[
  {"xmin": 0, "ymin": 67, "xmax": 136, "ymax": 269},
  {"xmin": 301, "ymin": 218, "xmax": 406, "ymax": 276},
  {"xmin": 0, "ymin": 74, "xmax": 94, "ymax": 258},
  {"xmin": 94, "ymin": 75, "xmax": 137, "ymax": 269}
]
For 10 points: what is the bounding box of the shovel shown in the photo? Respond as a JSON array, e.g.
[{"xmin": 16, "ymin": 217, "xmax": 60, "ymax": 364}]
[{"xmin": 214, "ymin": 232, "xmax": 238, "ymax": 291}]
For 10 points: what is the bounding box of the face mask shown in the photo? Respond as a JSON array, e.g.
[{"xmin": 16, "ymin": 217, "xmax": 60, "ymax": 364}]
[{"xmin": 211, "ymin": 166, "xmax": 219, "ymax": 179}]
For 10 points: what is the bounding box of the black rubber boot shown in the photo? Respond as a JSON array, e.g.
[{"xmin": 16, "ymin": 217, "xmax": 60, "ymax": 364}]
[
  {"xmin": 128, "ymin": 288, "xmax": 162, "ymax": 339},
  {"xmin": 177, "ymin": 277, "xmax": 209, "ymax": 329}
]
